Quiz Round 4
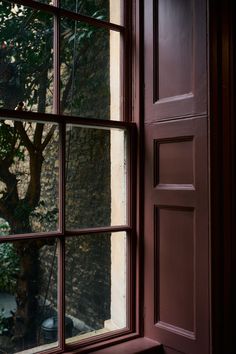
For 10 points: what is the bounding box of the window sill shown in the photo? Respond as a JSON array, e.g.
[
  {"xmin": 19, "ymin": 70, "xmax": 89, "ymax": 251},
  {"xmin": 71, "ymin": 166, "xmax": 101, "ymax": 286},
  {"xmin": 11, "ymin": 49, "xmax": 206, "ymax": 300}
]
[{"xmin": 66, "ymin": 337, "xmax": 162, "ymax": 354}]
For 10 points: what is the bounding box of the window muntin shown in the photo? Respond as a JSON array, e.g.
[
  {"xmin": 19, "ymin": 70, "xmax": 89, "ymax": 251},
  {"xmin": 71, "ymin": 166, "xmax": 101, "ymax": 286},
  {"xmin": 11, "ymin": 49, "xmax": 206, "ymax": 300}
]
[
  {"xmin": 0, "ymin": 116, "xmax": 133, "ymax": 353},
  {"xmin": 0, "ymin": 1, "xmax": 124, "ymax": 121},
  {"xmin": 0, "ymin": 1, "xmax": 133, "ymax": 353}
]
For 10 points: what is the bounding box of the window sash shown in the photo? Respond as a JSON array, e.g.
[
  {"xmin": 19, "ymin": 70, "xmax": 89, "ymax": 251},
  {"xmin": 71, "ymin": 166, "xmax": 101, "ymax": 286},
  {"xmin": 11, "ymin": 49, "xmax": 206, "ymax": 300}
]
[
  {"xmin": 0, "ymin": 115, "xmax": 136, "ymax": 352},
  {"xmin": 0, "ymin": 0, "xmax": 135, "ymax": 351}
]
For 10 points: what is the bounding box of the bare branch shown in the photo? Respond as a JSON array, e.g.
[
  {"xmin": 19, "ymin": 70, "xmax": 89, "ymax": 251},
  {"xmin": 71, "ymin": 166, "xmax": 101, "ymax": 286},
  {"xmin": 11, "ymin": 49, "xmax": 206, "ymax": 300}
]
[
  {"xmin": 61, "ymin": 43, "xmax": 89, "ymax": 113},
  {"xmin": 14, "ymin": 121, "xmax": 35, "ymax": 153},
  {"xmin": 24, "ymin": 150, "xmax": 43, "ymax": 209},
  {"xmin": 41, "ymin": 125, "xmax": 56, "ymax": 151},
  {"xmin": 61, "ymin": 69, "xmax": 74, "ymax": 113},
  {"xmin": 34, "ymin": 123, "xmax": 44, "ymax": 148}
]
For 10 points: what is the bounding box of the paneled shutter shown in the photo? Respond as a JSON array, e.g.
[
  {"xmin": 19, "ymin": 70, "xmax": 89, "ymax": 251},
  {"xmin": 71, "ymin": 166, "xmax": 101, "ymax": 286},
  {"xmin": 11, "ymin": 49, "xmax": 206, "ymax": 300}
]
[{"xmin": 144, "ymin": 1, "xmax": 210, "ymax": 353}]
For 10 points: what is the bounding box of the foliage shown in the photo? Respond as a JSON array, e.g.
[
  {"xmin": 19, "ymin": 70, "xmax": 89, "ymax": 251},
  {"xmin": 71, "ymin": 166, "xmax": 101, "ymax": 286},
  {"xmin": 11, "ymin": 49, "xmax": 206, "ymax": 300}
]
[
  {"xmin": 0, "ymin": 121, "xmax": 25, "ymax": 161},
  {"xmin": 0, "ymin": 308, "xmax": 8, "ymax": 335},
  {"xmin": 0, "ymin": 0, "xmax": 109, "ymax": 113},
  {"xmin": 31, "ymin": 201, "xmax": 58, "ymax": 226},
  {"xmin": 0, "ymin": 242, "xmax": 19, "ymax": 293},
  {"xmin": 0, "ymin": 219, "xmax": 10, "ymax": 236},
  {"xmin": 0, "ymin": 0, "xmax": 110, "ymax": 234},
  {"xmin": 0, "ymin": 2, "xmax": 54, "ymax": 111},
  {"xmin": 60, "ymin": 11, "xmax": 110, "ymax": 118},
  {"xmin": 0, "ymin": 0, "xmax": 111, "ymax": 343}
]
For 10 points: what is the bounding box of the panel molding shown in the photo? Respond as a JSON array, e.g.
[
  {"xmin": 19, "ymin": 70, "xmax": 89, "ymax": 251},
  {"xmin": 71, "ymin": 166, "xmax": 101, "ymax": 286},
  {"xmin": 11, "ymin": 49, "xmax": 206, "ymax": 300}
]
[
  {"xmin": 144, "ymin": 117, "xmax": 209, "ymax": 354},
  {"xmin": 145, "ymin": 0, "xmax": 207, "ymax": 122},
  {"xmin": 156, "ymin": 322, "xmax": 196, "ymax": 341},
  {"xmin": 154, "ymin": 136, "xmax": 194, "ymax": 187},
  {"xmin": 154, "ymin": 206, "xmax": 196, "ymax": 335}
]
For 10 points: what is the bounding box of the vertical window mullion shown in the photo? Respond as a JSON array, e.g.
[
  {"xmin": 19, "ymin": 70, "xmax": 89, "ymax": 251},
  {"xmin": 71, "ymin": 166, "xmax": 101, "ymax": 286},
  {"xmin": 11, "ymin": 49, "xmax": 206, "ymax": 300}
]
[
  {"xmin": 53, "ymin": 1, "xmax": 60, "ymax": 115},
  {"xmin": 58, "ymin": 120, "xmax": 66, "ymax": 350},
  {"xmin": 123, "ymin": 1, "xmax": 132, "ymax": 123},
  {"xmin": 58, "ymin": 235, "xmax": 66, "ymax": 350},
  {"xmin": 54, "ymin": 1, "xmax": 66, "ymax": 349}
]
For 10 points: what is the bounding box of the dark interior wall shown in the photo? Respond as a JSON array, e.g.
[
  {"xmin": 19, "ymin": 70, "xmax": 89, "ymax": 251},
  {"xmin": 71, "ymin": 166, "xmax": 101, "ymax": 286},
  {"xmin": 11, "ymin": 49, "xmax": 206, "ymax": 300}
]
[{"xmin": 209, "ymin": 0, "xmax": 236, "ymax": 353}]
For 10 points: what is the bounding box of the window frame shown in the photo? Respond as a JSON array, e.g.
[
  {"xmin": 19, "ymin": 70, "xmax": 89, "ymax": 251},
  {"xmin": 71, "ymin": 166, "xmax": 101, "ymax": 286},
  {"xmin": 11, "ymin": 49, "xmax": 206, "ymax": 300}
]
[{"xmin": 0, "ymin": 0, "xmax": 140, "ymax": 353}]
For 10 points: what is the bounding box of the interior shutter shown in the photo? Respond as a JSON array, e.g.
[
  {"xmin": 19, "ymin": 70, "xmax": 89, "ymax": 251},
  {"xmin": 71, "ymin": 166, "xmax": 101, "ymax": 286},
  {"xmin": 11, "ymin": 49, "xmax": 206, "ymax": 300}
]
[{"xmin": 143, "ymin": 1, "xmax": 210, "ymax": 354}]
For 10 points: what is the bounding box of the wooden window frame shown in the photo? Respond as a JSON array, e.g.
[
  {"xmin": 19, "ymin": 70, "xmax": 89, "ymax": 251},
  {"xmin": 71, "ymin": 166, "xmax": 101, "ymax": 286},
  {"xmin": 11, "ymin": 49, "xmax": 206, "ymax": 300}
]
[{"xmin": 0, "ymin": 1, "xmax": 143, "ymax": 353}]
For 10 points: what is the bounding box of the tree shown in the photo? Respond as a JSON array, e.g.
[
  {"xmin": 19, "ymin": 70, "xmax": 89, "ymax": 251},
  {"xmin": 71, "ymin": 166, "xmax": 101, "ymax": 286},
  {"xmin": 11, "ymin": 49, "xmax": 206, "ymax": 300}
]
[{"xmin": 0, "ymin": 0, "xmax": 110, "ymax": 349}]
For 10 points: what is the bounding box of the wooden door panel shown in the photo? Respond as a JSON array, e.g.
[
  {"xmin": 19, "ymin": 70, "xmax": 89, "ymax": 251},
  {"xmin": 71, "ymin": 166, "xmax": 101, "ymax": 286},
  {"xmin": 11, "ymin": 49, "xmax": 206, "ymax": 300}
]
[
  {"xmin": 144, "ymin": 117, "xmax": 209, "ymax": 354},
  {"xmin": 144, "ymin": 0, "xmax": 207, "ymax": 122}
]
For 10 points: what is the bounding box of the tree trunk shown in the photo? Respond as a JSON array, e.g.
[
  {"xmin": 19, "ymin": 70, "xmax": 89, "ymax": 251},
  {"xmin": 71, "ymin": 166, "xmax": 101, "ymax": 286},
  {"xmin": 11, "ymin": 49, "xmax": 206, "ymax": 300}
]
[{"xmin": 10, "ymin": 218, "xmax": 40, "ymax": 348}]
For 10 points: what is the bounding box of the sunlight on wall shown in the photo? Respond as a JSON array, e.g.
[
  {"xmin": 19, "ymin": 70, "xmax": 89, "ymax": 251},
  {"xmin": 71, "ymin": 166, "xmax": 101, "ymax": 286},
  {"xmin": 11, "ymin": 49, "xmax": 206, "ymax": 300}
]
[{"xmin": 108, "ymin": 0, "xmax": 127, "ymax": 331}]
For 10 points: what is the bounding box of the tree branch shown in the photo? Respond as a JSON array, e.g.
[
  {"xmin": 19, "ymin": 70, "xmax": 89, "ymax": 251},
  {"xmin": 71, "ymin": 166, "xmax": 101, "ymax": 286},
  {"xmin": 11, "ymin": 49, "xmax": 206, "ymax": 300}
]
[
  {"xmin": 0, "ymin": 158, "xmax": 19, "ymax": 230},
  {"xmin": 61, "ymin": 66, "xmax": 75, "ymax": 113},
  {"xmin": 24, "ymin": 150, "xmax": 43, "ymax": 209},
  {"xmin": 0, "ymin": 159, "xmax": 19, "ymax": 205},
  {"xmin": 60, "ymin": 43, "xmax": 89, "ymax": 113},
  {"xmin": 41, "ymin": 125, "xmax": 56, "ymax": 151},
  {"xmin": 34, "ymin": 123, "xmax": 44, "ymax": 148},
  {"xmin": 14, "ymin": 121, "xmax": 35, "ymax": 153}
]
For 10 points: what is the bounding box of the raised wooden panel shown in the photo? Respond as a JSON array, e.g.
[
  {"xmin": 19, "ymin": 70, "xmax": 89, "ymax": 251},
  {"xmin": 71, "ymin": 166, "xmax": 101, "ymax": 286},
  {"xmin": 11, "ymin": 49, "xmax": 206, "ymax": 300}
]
[
  {"xmin": 157, "ymin": 0, "xmax": 193, "ymax": 100},
  {"xmin": 144, "ymin": 117, "xmax": 209, "ymax": 354},
  {"xmin": 145, "ymin": 0, "xmax": 207, "ymax": 122},
  {"xmin": 155, "ymin": 139, "xmax": 194, "ymax": 186},
  {"xmin": 156, "ymin": 207, "xmax": 195, "ymax": 335}
]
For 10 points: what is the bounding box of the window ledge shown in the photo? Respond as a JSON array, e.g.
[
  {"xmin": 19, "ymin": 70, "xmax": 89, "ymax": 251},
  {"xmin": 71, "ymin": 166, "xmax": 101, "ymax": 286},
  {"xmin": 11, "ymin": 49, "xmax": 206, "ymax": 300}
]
[{"xmin": 67, "ymin": 337, "xmax": 162, "ymax": 354}]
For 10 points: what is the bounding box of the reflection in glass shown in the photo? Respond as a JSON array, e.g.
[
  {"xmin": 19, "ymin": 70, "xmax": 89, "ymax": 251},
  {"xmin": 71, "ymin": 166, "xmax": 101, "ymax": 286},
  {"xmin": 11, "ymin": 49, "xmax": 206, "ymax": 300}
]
[
  {"xmin": 0, "ymin": 119, "xmax": 59, "ymax": 235},
  {"xmin": 65, "ymin": 232, "xmax": 127, "ymax": 343},
  {"xmin": 0, "ymin": 238, "xmax": 58, "ymax": 353},
  {"xmin": 60, "ymin": 0, "xmax": 123, "ymax": 26},
  {"xmin": 33, "ymin": 0, "xmax": 54, "ymax": 4},
  {"xmin": 0, "ymin": 1, "xmax": 53, "ymax": 112},
  {"xmin": 65, "ymin": 125, "xmax": 127, "ymax": 229},
  {"xmin": 60, "ymin": 19, "xmax": 121, "ymax": 120}
]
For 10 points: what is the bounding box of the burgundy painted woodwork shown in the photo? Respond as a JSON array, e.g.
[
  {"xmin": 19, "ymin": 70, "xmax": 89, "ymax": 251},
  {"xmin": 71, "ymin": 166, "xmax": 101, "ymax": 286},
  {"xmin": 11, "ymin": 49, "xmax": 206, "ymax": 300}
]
[
  {"xmin": 91, "ymin": 337, "xmax": 162, "ymax": 354},
  {"xmin": 144, "ymin": 0, "xmax": 207, "ymax": 122},
  {"xmin": 144, "ymin": 1, "xmax": 209, "ymax": 354},
  {"xmin": 144, "ymin": 118, "xmax": 209, "ymax": 354}
]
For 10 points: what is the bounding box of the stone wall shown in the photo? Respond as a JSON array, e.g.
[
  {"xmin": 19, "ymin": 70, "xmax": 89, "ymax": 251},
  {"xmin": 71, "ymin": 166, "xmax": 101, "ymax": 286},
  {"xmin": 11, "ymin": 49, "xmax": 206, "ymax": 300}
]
[{"xmin": 38, "ymin": 126, "xmax": 111, "ymax": 331}]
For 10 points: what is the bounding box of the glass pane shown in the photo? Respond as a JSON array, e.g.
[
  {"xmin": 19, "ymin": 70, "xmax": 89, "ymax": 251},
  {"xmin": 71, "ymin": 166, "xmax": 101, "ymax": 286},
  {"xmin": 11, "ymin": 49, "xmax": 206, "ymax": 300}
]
[
  {"xmin": 0, "ymin": 238, "xmax": 59, "ymax": 353},
  {"xmin": 66, "ymin": 125, "xmax": 127, "ymax": 229},
  {"xmin": 0, "ymin": 2, "xmax": 53, "ymax": 113},
  {"xmin": 33, "ymin": 0, "xmax": 54, "ymax": 4},
  {"xmin": 60, "ymin": 19, "xmax": 121, "ymax": 120},
  {"xmin": 60, "ymin": 0, "xmax": 123, "ymax": 26},
  {"xmin": 65, "ymin": 232, "xmax": 127, "ymax": 344},
  {"xmin": 0, "ymin": 118, "xmax": 59, "ymax": 235}
]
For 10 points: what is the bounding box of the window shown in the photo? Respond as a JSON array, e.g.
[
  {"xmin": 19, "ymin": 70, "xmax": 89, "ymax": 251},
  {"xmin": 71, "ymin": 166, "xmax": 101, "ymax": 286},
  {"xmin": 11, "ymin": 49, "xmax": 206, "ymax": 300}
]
[{"xmin": 0, "ymin": 1, "xmax": 136, "ymax": 353}]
